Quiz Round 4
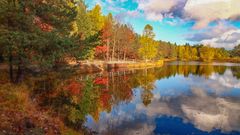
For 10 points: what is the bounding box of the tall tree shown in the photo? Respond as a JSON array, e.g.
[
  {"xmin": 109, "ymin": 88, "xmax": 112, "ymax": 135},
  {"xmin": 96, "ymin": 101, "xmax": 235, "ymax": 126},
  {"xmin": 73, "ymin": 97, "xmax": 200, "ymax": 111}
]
[
  {"xmin": 100, "ymin": 13, "xmax": 113, "ymax": 61},
  {"xmin": 111, "ymin": 22, "xmax": 120, "ymax": 61},
  {"xmin": 73, "ymin": 3, "xmax": 103, "ymax": 61},
  {"xmin": 0, "ymin": 0, "xmax": 77, "ymax": 83},
  {"xmin": 87, "ymin": 5, "xmax": 104, "ymax": 36},
  {"xmin": 74, "ymin": 0, "xmax": 92, "ymax": 39},
  {"xmin": 112, "ymin": 23, "xmax": 135, "ymax": 61},
  {"xmin": 143, "ymin": 24, "xmax": 155, "ymax": 39},
  {"xmin": 138, "ymin": 24, "xmax": 158, "ymax": 61},
  {"xmin": 119, "ymin": 24, "xmax": 135, "ymax": 60}
]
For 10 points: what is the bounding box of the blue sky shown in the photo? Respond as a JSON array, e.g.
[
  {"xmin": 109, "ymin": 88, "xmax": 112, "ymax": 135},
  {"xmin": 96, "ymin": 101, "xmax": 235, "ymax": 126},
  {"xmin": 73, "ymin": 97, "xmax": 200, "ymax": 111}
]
[{"xmin": 85, "ymin": 0, "xmax": 240, "ymax": 49}]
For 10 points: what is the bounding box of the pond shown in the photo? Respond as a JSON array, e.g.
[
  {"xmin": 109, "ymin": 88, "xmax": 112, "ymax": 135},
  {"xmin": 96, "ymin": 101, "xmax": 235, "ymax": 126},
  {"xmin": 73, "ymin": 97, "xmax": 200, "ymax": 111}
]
[{"xmin": 1, "ymin": 62, "xmax": 240, "ymax": 135}]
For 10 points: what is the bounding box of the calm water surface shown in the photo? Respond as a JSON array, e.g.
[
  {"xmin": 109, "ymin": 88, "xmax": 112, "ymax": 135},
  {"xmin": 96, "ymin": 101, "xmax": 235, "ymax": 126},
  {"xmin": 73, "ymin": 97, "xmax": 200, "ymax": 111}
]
[
  {"xmin": 15, "ymin": 62, "xmax": 240, "ymax": 135},
  {"xmin": 84, "ymin": 62, "xmax": 240, "ymax": 135}
]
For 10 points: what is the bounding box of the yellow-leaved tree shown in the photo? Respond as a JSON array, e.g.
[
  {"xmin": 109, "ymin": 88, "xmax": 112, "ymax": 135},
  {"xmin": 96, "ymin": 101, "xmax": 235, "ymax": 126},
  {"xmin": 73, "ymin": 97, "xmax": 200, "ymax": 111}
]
[
  {"xmin": 87, "ymin": 4, "xmax": 104, "ymax": 36},
  {"xmin": 138, "ymin": 24, "xmax": 158, "ymax": 61},
  {"xmin": 199, "ymin": 45, "xmax": 215, "ymax": 62}
]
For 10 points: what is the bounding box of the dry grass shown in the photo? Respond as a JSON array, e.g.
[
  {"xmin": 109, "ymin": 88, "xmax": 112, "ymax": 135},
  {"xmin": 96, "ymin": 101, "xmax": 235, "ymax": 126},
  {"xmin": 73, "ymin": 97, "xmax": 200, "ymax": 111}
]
[{"xmin": 0, "ymin": 83, "xmax": 84, "ymax": 135}]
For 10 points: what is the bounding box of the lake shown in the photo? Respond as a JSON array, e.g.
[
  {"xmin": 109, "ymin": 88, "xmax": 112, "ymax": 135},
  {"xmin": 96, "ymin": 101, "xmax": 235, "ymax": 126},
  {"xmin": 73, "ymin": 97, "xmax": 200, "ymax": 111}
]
[
  {"xmin": 1, "ymin": 62, "xmax": 240, "ymax": 135},
  {"xmin": 83, "ymin": 62, "xmax": 240, "ymax": 135}
]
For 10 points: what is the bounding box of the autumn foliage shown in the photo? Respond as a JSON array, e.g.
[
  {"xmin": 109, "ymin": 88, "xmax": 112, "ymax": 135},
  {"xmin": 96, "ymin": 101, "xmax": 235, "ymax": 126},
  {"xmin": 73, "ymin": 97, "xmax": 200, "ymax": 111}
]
[
  {"xmin": 34, "ymin": 17, "xmax": 53, "ymax": 32},
  {"xmin": 94, "ymin": 77, "xmax": 108, "ymax": 85},
  {"xmin": 100, "ymin": 91, "xmax": 111, "ymax": 108},
  {"xmin": 95, "ymin": 45, "xmax": 108, "ymax": 55},
  {"xmin": 64, "ymin": 80, "xmax": 83, "ymax": 95},
  {"xmin": 25, "ymin": 5, "xmax": 53, "ymax": 32}
]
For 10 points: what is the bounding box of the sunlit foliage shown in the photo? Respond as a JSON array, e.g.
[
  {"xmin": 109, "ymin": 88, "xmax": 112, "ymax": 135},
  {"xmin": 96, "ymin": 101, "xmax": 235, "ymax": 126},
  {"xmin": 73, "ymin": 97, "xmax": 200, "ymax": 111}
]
[
  {"xmin": 199, "ymin": 45, "xmax": 215, "ymax": 62},
  {"xmin": 138, "ymin": 24, "xmax": 158, "ymax": 61}
]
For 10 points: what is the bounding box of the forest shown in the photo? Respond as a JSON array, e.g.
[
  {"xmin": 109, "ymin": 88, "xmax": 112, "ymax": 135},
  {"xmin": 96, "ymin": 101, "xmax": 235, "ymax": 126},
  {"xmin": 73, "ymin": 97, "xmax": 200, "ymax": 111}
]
[
  {"xmin": 1, "ymin": 0, "xmax": 240, "ymax": 76},
  {"xmin": 1, "ymin": 0, "xmax": 240, "ymax": 134}
]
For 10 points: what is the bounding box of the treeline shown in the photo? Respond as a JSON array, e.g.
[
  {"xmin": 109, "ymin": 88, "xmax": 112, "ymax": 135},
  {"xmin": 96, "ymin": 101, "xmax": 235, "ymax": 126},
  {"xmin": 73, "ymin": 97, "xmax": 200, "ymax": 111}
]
[{"xmin": 157, "ymin": 43, "xmax": 232, "ymax": 62}]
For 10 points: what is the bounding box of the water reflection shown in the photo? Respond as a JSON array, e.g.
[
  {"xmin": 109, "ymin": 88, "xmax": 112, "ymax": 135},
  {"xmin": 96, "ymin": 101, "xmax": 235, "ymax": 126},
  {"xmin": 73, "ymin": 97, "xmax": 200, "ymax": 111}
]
[{"xmin": 27, "ymin": 63, "xmax": 240, "ymax": 134}]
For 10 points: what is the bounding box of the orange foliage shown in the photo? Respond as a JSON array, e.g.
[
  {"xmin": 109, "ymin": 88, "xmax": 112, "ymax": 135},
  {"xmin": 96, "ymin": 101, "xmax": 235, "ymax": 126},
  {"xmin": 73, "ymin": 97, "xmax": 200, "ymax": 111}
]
[
  {"xmin": 24, "ymin": 5, "xmax": 53, "ymax": 32},
  {"xmin": 95, "ymin": 45, "xmax": 108, "ymax": 54},
  {"xmin": 101, "ymin": 19, "xmax": 112, "ymax": 43},
  {"xmin": 123, "ymin": 76, "xmax": 129, "ymax": 81},
  {"xmin": 64, "ymin": 80, "xmax": 83, "ymax": 95},
  {"xmin": 94, "ymin": 77, "xmax": 108, "ymax": 85},
  {"xmin": 100, "ymin": 92, "xmax": 111, "ymax": 109},
  {"xmin": 34, "ymin": 17, "xmax": 53, "ymax": 32}
]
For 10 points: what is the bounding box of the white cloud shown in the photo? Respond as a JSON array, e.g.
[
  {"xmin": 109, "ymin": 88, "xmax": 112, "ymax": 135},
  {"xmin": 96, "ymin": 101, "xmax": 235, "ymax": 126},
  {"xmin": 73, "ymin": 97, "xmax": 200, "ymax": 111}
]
[
  {"xmin": 137, "ymin": 87, "xmax": 240, "ymax": 133},
  {"xmin": 137, "ymin": 0, "xmax": 179, "ymax": 21},
  {"xmin": 186, "ymin": 22, "xmax": 235, "ymax": 41},
  {"xmin": 186, "ymin": 22, "xmax": 240, "ymax": 49},
  {"xmin": 145, "ymin": 12, "xmax": 163, "ymax": 21},
  {"xmin": 201, "ymin": 29, "xmax": 240, "ymax": 49},
  {"xmin": 184, "ymin": 0, "xmax": 240, "ymax": 29},
  {"xmin": 209, "ymin": 69, "xmax": 240, "ymax": 89},
  {"xmin": 138, "ymin": 0, "xmax": 177, "ymax": 13},
  {"xmin": 84, "ymin": 69, "xmax": 240, "ymax": 134},
  {"xmin": 136, "ymin": 0, "xmax": 240, "ymax": 29}
]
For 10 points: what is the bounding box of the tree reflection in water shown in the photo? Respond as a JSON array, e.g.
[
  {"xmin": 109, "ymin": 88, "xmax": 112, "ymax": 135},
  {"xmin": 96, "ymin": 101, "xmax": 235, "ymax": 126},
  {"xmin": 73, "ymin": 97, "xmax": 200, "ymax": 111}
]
[{"xmin": 4, "ymin": 63, "xmax": 239, "ymax": 134}]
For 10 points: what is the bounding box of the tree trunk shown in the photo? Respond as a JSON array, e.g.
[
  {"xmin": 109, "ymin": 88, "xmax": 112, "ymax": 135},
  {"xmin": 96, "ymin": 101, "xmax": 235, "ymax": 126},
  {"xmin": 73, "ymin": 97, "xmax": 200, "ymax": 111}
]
[
  {"xmin": 117, "ymin": 46, "xmax": 120, "ymax": 61},
  {"xmin": 112, "ymin": 37, "xmax": 116, "ymax": 61},
  {"xmin": 9, "ymin": 55, "xmax": 24, "ymax": 84},
  {"xmin": 107, "ymin": 39, "xmax": 109, "ymax": 61},
  {"xmin": 112, "ymin": 45, "xmax": 115, "ymax": 61},
  {"xmin": 15, "ymin": 59, "xmax": 24, "ymax": 84},
  {"xmin": 9, "ymin": 54, "xmax": 14, "ymax": 83}
]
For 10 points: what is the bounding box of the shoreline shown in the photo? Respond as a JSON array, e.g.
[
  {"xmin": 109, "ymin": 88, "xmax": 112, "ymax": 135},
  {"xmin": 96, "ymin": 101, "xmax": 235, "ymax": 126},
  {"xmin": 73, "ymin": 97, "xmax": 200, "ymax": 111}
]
[
  {"xmin": 1, "ymin": 58, "xmax": 240, "ymax": 74},
  {"xmin": 76, "ymin": 60, "xmax": 164, "ymax": 74}
]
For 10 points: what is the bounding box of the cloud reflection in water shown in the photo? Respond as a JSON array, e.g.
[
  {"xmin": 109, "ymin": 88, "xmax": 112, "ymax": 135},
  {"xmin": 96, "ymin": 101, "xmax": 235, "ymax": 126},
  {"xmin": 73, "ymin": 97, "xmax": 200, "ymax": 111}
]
[{"xmin": 85, "ymin": 65, "xmax": 240, "ymax": 135}]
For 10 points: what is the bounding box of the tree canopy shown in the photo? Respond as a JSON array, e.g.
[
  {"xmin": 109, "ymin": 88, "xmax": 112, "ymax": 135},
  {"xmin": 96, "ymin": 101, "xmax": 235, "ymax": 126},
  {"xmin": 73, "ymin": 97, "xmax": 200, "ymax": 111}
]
[
  {"xmin": 138, "ymin": 24, "xmax": 158, "ymax": 61},
  {"xmin": 231, "ymin": 44, "xmax": 240, "ymax": 57}
]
